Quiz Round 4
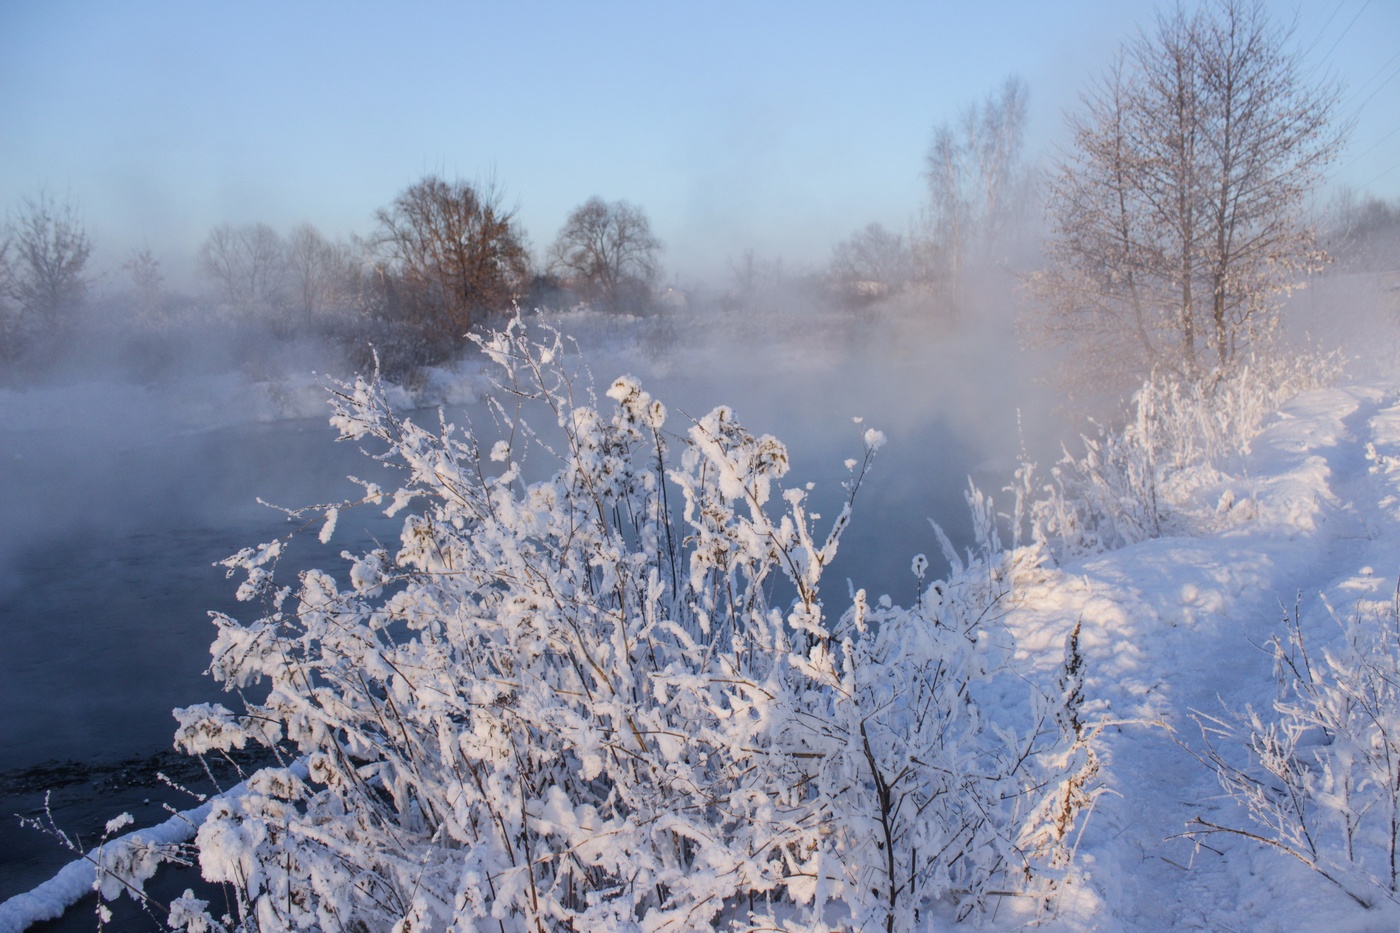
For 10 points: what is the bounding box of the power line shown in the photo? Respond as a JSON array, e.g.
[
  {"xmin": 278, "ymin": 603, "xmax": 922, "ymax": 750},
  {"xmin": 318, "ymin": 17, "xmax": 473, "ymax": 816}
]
[
  {"xmin": 1302, "ymin": 0, "xmax": 1349, "ymax": 60},
  {"xmin": 1352, "ymin": 61, "xmax": 1400, "ymax": 115},
  {"xmin": 1318, "ymin": 0, "xmax": 1371, "ymax": 66},
  {"xmin": 1360, "ymin": 153, "xmax": 1400, "ymax": 190},
  {"xmin": 1343, "ymin": 48, "xmax": 1400, "ymax": 110},
  {"xmin": 1344, "ymin": 122, "xmax": 1400, "ymax": 171}
]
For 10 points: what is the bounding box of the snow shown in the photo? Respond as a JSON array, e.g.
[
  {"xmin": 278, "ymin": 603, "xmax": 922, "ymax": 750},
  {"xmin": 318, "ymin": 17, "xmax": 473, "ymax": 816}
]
[
  {"xmin": 1007, "ymin": 383, "xmax": 1400, "ymax": 931},
  {"xmin": 0, "ymin": 761, "xmax": 309, "ymax": 933},
  {"xmin": 9, "ymin": 340, "xmax": 1400, "ymax": 928}
]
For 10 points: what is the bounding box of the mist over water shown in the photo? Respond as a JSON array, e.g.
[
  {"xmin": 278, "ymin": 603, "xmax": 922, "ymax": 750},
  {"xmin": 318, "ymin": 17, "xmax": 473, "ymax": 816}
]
[
  {"xmin": 0, "ymin": 255, "xmax": 1093, "ymax": 916},
  {"xmin": 0, "ymin": 409, "xmax": 391, "ymax": 766},
  {"xmin": 0, "ymin": 289, "xmax": 1060, "ymax": 772},
  {"xmin": 2, "ymin": 245, "xmax": 1394, "ymax": 926}
]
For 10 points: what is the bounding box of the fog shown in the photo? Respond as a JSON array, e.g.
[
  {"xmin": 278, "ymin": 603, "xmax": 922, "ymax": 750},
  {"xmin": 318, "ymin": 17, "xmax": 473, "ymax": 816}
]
[
  {"xmin": 5, "ymin": 205, "xmax": 1399, "ymax": 929},
  {"xmin": 4, "ymin": 184, "xmax": 1395, "ymax": 789},
  {"xmin": 0, "ymin": 256, "xmax": 1071, "ymax": 768}
]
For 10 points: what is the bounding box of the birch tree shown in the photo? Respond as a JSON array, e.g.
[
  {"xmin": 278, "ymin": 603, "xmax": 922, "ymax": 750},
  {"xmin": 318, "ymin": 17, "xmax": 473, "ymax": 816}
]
[
  {"xmin": 922, "ymin": 76, "xmax": 1030, "ymax": 288},
  {"xmin": 1031, "ymin": 0, "xmax": 1344, "ymax": 382}
]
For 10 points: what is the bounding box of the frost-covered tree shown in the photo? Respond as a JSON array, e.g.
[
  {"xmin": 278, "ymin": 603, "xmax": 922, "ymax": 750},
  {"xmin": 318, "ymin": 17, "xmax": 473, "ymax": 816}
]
[
  {"xmin": 548, "ymin": 197, "xmax": 661, "ymax": 312},
  {"xmin": 1031, "ymin": 0, "xmax": 1344, "ymax": 382}
]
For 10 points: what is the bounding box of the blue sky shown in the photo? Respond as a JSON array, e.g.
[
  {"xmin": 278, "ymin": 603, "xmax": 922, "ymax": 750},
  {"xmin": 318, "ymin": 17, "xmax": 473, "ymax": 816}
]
[{"xmin": 2, "ymin": 0, "xmax": 1397, "ymax": 285}]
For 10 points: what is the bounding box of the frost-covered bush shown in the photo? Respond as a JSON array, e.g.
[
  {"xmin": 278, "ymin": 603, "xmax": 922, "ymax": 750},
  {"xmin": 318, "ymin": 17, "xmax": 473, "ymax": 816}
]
[
  {"xmin": 1031, "ymin": 347, "xmax": 1344, "ymax": 559},
  {"xmin": 1190, "ymin": 583, "xmax": 1400, "ymax": 910},
  {"xmin": 94, "ymin": 318, "xmax": 1096, "ymax": 931}
]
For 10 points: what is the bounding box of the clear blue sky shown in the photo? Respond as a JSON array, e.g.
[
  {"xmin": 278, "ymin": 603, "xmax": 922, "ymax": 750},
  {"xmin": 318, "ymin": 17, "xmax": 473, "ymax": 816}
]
[{"xmin": 2, "ymin": 0, "xmax": 1397, "ymax": 286}]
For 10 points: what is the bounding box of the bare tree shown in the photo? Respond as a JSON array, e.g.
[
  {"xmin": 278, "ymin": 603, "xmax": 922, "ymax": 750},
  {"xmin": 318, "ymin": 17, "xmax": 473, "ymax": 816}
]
[
  {"xmin": 0, "ymin": 235, "xmax": 13, "ymax": 305},
  {"xmin": 0, "ymin": 235, "xmax": 16, "ymax": 352},
  {"xmin": 548, "ymin": 197, "xmax": 661, "ymax": 312},
  {"xmin": 287, "ymin": 223, "xmax": 351, "ymax": 317},
  {"xmin": 724, "ymin": 249, "xmax": 789, "ymax": 314},
  {"xmin": 922, "ymin": 76, "xmax": 1030, "ymax": 287},
  {"xmin": 827, "ymin": 222, "xmax": 914, "ymax": 306},
  {"xmin": 122, "ymin": 248, "xmax": 165, "ymax": 321},
  {"xmin": 374, "ymin": 176, "xmax": 530, "ymax": 345},
  {"xmin": 1197, "ymin": 1, "xmax": 1341, "ymax": 366},
  {"xmin": 198, "ymin": 222, "xmax": 288, "ymax": 311},
  {"xmin": 1031, "ymin": 0, "xmax": 1344, "ymax": 381},
  {"xmin": 8, "ymin": 191, "xmax": 92, "ymax": 327},
  {"xmin": 1030, "ymin": 54, "xmax": 1178, "ymax": 380}
]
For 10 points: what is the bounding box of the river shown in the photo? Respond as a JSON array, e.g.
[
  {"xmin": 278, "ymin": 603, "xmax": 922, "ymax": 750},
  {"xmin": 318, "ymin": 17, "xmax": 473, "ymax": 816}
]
[{"xmin": 0, "ymin": 328, "xmax": 1040, "ymax": 919}]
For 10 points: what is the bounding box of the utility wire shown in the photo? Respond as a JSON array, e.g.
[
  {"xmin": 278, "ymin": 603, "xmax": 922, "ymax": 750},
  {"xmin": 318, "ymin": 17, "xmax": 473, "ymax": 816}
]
[
  {"xmin": 1359, "ymin": 154, "xmax": 1400, "ymax": 189},
  {"xmin": 1351, "ymin": 61, "xmax": 1400, "ymax": 116},
  {"xmin": 1344, "ymin": 123, "xmax": 1400, "ymax": 171},
  {"xmin": 1317, "ymin": 0, "xmax": 1371, "ymax": 66},
  {"xmin": 1342, "ymin": 49, "xmax": 1400, "ymax": 110},
  {"xmin": 1302, "ymin": 0, "xmax": 1348, "ymax": 60}
]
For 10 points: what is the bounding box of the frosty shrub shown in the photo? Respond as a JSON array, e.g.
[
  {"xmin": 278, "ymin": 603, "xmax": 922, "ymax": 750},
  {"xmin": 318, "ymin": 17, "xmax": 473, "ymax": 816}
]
[
  {"xmin": 1030, "ymin": 347, "xmax": 1344, "ymax": 559},
  {"xmin": 88, "ymin": 318, "xmax": 1098, "ymax": 932},
  {"xmin": 1189, "ymin": 582, "xmax": 1400, "ymax": 909}
]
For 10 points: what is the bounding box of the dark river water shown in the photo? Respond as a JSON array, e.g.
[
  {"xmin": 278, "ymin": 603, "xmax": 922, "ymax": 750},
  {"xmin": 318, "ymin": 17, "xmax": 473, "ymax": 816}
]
[{"xmin": 0, "ymin": 345, "xmax": 1025, "ymax": 915}]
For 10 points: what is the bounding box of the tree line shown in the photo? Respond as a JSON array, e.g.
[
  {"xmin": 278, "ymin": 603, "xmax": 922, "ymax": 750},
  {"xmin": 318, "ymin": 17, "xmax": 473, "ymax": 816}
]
[
  {"xmin": 195, "ymin": 181, "xmax": 667, "ymax": 368},
  {"xmin": 2, "ymin": 0, "xmax": 1395, "ymax": 391},
  {"xmin": 0, "ymin": 182, "xmax": 666, "ymax": 374},
  {"xmin": 824, "ymin": 0, "xmax": 1394, "ymax": 391}
]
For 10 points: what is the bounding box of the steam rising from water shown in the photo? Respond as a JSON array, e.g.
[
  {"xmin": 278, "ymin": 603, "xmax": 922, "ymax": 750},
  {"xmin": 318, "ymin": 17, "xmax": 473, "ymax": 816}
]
[{"xmin": 0, "ymin": 274, "xmax": 1067, "ymax": 762}]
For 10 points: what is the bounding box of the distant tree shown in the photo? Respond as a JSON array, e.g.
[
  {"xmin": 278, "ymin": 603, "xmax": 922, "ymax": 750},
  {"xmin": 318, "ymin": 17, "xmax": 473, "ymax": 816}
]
[
  {"xmin": 725, "ymin": 249, "xmax": 788, "ymax": 314},
  {"xmin": 548, "ymin": 197, "xmax": 661, "ymax": 312},
  {"xmin": 0, "ymin": 235, "xmax": 13, "ymax": 308},
  {"xmin": 1325, "ymin": 190, "xmax": 1400, "ymax": 274},
  {"xmin": 7, "ymin": 191, "xmax": 92, "ymax": 327},
  {"xmin": 0, "ymin": 236, "xmax": 16, "ymax": 354},
  {"xmin": 827, "ymin": 222, "xmax": 914, "ymax": 306},
  {"xmin": 198, "ymin": 222, "xmax": 288, "ymax": 311},
  {"xmin": 124, "ymin": 248, "xmax": 163, "ymax": 295},
  {"xmin": 287, "ymin": 222, "xmax": 351, "ymax": 317},
  {"xmin": 122, "ymin": 248, "xmax": 165, "ymax": 321},
  {"xmin": 1030, "ymin": 0, "xmax": 1345, "ymax": 381},
  {"xmin": 374, "ymin": 176, "xmax": 530, "ymax": 348},
  {"xmin": 922, "ymin": 76, "xmax": 1030, "ymax": 287}
]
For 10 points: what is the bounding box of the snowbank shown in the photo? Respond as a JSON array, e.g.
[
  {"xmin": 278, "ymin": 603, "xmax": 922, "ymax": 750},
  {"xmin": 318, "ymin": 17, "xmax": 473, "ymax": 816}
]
[
  {"xmin": 0, "ymin": 761, "xmax": 308, "ymax": 933},
  {"xmin": 1013, "ymin": 383, "xmax": 1400, "ymax": 930}
]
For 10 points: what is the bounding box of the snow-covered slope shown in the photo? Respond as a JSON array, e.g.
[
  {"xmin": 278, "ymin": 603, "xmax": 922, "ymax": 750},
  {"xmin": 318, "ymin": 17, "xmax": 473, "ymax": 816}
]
[{"xmin": 1013, "ymin": 383, "xmax": 1400, "ymax": 931}]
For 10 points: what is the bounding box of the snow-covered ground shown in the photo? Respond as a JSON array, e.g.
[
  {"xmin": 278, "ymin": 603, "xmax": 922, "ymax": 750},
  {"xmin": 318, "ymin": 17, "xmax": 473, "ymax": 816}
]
[
  {"xmin": 8, "ymin": 308, "xmax": 1400, "ymax": 928},
  {"xmin": 1006, "ymin": 382, "xmax": 1400, "ymax": 931}
]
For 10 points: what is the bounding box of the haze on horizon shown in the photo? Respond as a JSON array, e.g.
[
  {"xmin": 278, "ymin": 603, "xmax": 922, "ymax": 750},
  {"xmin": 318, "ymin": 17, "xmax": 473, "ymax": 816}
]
[{"xmin": 2, "ymin": 0, "xmax": 1398, "ymax": 287}]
